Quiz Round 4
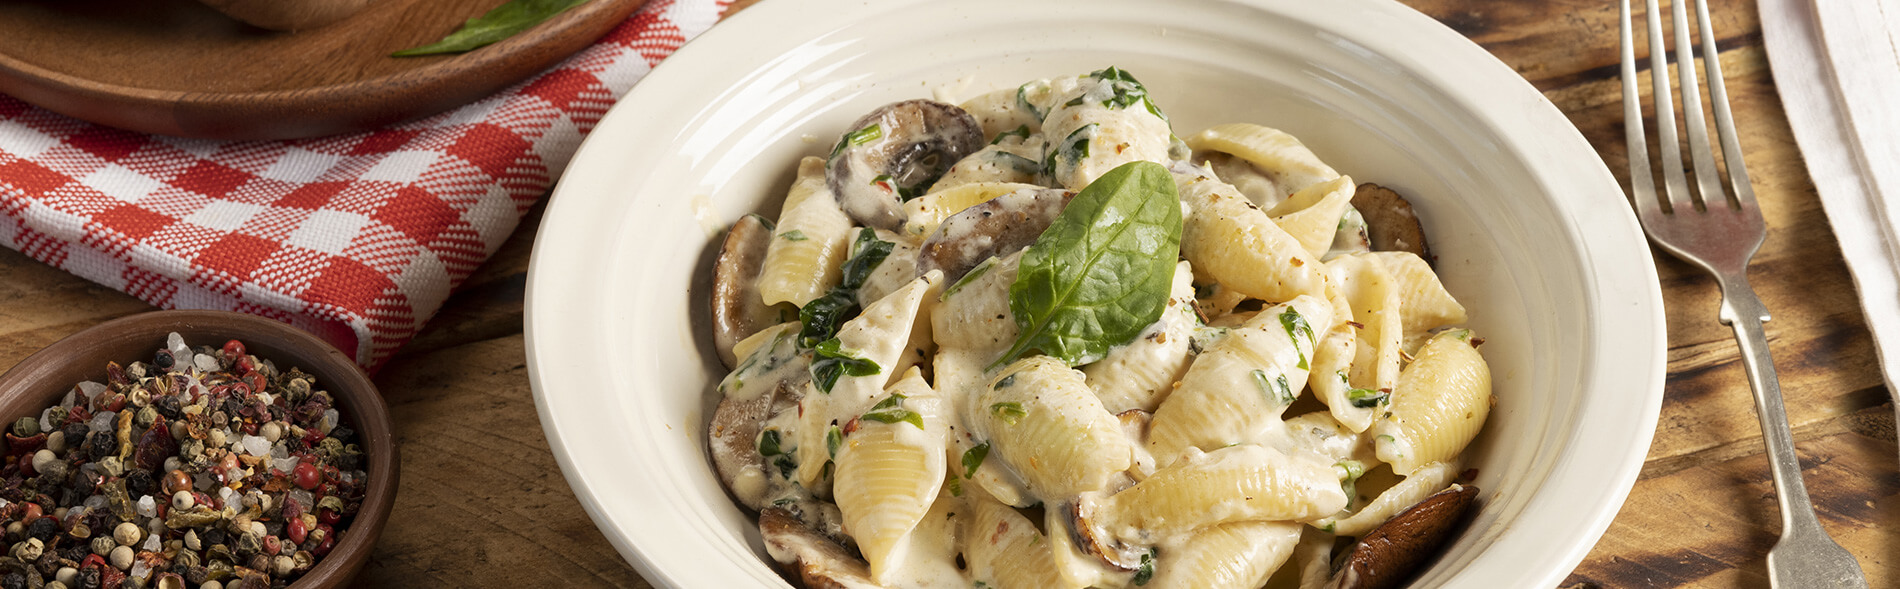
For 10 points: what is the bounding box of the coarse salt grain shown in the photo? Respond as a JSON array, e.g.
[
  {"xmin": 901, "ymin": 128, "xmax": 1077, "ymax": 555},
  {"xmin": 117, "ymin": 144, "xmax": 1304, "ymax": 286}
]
[
  {"xmin": 135, "ymin": 496, "xmax": 156, "ymax": 518},
  {"xmin": 89, "ymin": 412, "xmax": 116, "ymax": 432},
  {"xmin": 77, "ymin": 381, "xmax": 106, "ymax": 401},
  {"xmin": 192, "ymin": 353, "xmax": 220, "ymax": 372},
  {"xmin": 241, "ymin": 435, "xmax": 270, "ymax": 457},
  {"xmin": 129, "ymin": 561, "xmax": 150, "ymax": 580}
]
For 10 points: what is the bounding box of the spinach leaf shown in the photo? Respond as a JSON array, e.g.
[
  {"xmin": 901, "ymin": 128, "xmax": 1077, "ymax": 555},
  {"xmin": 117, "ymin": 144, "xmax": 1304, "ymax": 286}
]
[
  {"xmin": 392, "ymin": 0, "xmax": 589, "ymax": 57},
  {"xmin": 860, "ymin": 394, "xmax": 924, "ymax": 429},
  {"xmin": 994, "ymin": 161, "xmax": 1182, "ymax": 368},
  {"xmin": 797, "ymin": 229, "xmax": 892, "ymax": 347},
  {"xmin": 961, "ymin": 442, "xmax": 990, "ymax": 479}
]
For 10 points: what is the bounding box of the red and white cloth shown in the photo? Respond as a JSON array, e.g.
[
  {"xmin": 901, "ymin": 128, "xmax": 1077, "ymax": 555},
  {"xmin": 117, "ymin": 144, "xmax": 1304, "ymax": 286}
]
[{"xmin": 0, "ymin": 0, "xmax": 725, "ymax": 371}]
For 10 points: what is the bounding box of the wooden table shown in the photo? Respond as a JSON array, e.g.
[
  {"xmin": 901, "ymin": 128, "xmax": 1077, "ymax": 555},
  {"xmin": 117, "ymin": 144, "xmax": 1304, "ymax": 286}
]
[{"xmin": 0, "ymin": 0, "xmax": 1891, "ymax": 585}]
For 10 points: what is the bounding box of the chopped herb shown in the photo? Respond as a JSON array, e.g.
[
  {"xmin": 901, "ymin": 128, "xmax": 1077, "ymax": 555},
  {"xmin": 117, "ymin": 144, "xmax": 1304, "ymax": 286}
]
[
  {"xmin": 1253, "ymin": 369, "xmax": 1296, "ymax": 405},
  {"xmin": 1347, "ymin": 388, "xmax": 1388, "ymax": 408},
  {"xmin": 811, "ymin": 338, "xmax": 880, "ymax": 393},
  {"xmin": 757, "ymin": 429, "xmax": 785, "ymax": 456},
  {"xmin": 826, "ymin": 425, "xmax": 843, "ymax": 459},
  {"xmin": 779, "ymin": 230, "xmax": 809, "ymax": 242},
  {"xmin": 948, "ymin": 475, "xmax": 963, "ymax": 497},
  {"xmin": 1044, "ymin": 123, "xmax": 1097, "ymax": 178},
  {"xmin": 993, "ymin": 374, "xmax": 1016, "ymax": 390},
  {"xmin": 991, "ymin": 125, "xmax": 1033, "ymax": 145},
  {"xmin": 942, "ymin": 256, "xmax": 998, "ymax": 300},
  {"xmin": 840, "ymin": 228, "xmax": 894, "ymax": 290},
  {"xmin": 772, "ymin": 454, "xmax": 797, "ymax": 479},
  {"xmin": 861, "ymin": 394, "xmax": 924, "ymax": 429},
  {"xmin": 1335, "ymin": 460, "xmax": 1366, "ymax": 498},
  {"xmin": 1016, "ymin": 81, "xmax": 1050, "ymax": 120},
  {"xmin": 961, "ymin": 442, "xmax": 990, "ymax": 479},
  {"xmin": 798, "ymin": 291, "xmax": 859, "ymax": 348},
  {"xmin": 1280, "ymin": 307, "xmax": 1315, "ymax": 370},
  {"xmin": 830, "ymin": 124, "xmax": 884, "ymax": 159},
  {"xmin": 990, "ymin": 402, "xmax": 1027, "ymax": 425},
  {"xmin": 1133, "ymin": 547, "xmax": 1158, "ymax": 585}
]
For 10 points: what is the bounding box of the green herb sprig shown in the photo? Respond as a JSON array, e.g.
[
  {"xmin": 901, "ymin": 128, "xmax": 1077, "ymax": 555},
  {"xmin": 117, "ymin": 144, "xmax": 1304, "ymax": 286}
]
[{"xmin": 392, "ymin": 0, "xmax": 589, "ymax": 57}]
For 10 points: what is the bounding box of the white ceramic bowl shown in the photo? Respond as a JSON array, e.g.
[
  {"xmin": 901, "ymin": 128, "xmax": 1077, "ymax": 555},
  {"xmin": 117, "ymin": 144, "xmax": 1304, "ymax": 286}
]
[{"xmin": 526, "ymin": 0, "xmax": 1667, "ymax": 586}]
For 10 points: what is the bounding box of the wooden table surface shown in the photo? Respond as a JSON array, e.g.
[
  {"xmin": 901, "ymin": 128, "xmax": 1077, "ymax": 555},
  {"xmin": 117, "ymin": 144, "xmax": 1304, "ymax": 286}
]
[{"xmin": 0, "ymin": 0, "xmax": 1892, "ymax": 586}]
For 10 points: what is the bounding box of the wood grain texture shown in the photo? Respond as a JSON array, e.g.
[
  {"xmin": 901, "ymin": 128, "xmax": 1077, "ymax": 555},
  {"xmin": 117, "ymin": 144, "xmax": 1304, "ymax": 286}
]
[
  {"xmin": 0, "ymin": 0, "xmax": 1890, "ymax": 586},
  {"xmin": 0, "ymin": 0, "xmax": 645, "ymax": 139}
]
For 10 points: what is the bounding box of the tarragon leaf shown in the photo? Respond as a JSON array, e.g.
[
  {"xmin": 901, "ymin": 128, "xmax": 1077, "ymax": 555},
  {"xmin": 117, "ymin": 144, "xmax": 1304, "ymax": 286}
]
[
  {"xmin": 392, "ymin": 0, "xmax": 589, "ymax": 57},
  {"xmin": 994, "ymin": 161, "xmax": 1182, "ymax": 368}
]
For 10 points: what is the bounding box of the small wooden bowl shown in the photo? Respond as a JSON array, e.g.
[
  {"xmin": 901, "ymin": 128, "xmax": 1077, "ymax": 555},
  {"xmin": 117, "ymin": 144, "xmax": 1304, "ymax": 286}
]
[{"xmin": 0, "ymin": 310, "xmax": 398, "ymax": 587}]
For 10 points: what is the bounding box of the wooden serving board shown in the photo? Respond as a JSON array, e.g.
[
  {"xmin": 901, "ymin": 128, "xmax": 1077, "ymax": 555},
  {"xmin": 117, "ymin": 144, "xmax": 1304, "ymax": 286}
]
[{"xmin": 0, "ymin": 0, "xmax": 645, "ymax": 140}]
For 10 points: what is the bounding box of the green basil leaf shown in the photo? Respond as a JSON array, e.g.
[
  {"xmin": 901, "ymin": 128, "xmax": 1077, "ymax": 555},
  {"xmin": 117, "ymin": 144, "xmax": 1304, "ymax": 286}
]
[
  {"xmin": 811, "ymin": 338, "xmax": 880, "ymax": 393},
  {"xmin": 961, "ymin": 442, "xmax": 990, "ymax": 479},
  {"xmin": 392, "ymin": 0, "xmax": 589, "ymax": 57},
  {"xmin": 989, "ymin": 402, "xmax": 1026, "ymax": 425},
  {"xmin": 995, "ymin": 160, "xmax": 1182, "ymax": 368},
  {"xmin": 861, "ymin": 393, "xmax": 924, "ymax": 429}
]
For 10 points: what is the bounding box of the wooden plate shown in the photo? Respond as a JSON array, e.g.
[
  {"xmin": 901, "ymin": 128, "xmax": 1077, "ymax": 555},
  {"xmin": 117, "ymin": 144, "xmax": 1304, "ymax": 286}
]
[{"xmin": 0, "ymin": 0, "xmax": 647, "ymax": 140}]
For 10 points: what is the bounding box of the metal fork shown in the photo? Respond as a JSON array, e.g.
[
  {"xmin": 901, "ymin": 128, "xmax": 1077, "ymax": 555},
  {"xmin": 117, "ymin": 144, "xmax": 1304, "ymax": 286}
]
[{"xmin": 1619, "ymin": 0, "xmax": 1868, "ymax": 586}]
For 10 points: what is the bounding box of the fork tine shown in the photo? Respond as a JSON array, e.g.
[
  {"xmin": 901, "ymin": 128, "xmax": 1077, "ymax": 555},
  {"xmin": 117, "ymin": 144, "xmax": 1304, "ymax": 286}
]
[
  {"xmin": 1620, "ymin": 0, "xmax": 1664, "ymax": 220},
  {"xmin": 1645, "ymin": 0, "xmax": 1695, "ymax": 213},
  {"xmin": 1674, "ymin": 0, "xmax": 1726, "ymax": 210},
  {"xmin": 1694, "ymin": 0, "xmax": 1758, "ymax": 208}
]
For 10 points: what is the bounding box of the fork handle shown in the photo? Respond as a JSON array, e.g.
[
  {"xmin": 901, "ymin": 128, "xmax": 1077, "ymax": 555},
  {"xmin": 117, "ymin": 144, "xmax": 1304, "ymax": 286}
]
[{"xmin": 1717, "ymin": 272, "xmax": 1868, "ymax": 587}]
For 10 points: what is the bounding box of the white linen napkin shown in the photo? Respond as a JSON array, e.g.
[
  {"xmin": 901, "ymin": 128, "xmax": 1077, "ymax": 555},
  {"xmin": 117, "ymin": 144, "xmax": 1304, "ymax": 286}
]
[{"xmin": 1759, "ymin": 0, "xmax": 1900, "ymax": 407}]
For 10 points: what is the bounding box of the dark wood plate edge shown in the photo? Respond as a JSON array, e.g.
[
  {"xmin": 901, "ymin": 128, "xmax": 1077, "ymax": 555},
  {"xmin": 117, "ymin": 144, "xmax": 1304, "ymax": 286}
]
[{"xmin": 0, "ymin": 0, "xmax": 646, "ymax": 141}]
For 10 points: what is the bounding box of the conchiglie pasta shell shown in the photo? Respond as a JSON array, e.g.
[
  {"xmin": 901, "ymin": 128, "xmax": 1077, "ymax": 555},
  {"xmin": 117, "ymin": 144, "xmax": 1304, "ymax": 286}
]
[
  {"xmin": 1148, "ymin": 296, "xmax": 1331, "ymax": 466},
  {"xmin": 965, "ymin": 497, "xmax": 1080, "ymax": 589},
  {"xmin": 980, "ymin": 356, "xmax": 1133, "ymax": 500},
  {"xmin": 1083, "ymin": 260, "xmax": 1199, "ymax": 414},
  {"xmin": 1178, "ymin": 169, "xmax": 1325, "ymax": 303},
  {"xmin": 1267, "ymin": 176, "xmax": 1358, "ymax": 260},
  {"xmin": 833, "ymin": 374, "xmax": 947, "ymax": 582},
  {"xmin": 1374, "ymin": 329, "xmax": 1491, "ymax": 475},
  {"xmin": 1312, "ymin": 461, "xmax": 1457, "ymax": 537},
  {"xmin": 795, "ymin": 273, "xmax": 942, "ymax": 489},
  {"xmin": 1367, "ymin": 251, "xmax": 1468, "ymax": 350},
  {"xmin": 1328, "ymin": 254, "xmax": 1402, "ymax": 400},
  {"xmin": 1096, "ymin": 445, "xmax": 1347, "ymax": 540},
  {"xmin": 758, "ymin": 157, "xmax": 853, "ymax": 307},
  {"xmin": 1185, "ymin": 123, "xmax": 1341, "ymax": 197},
  {"xmin": 1146, "ymin": 521, "xmax": 1301, "ymax": 589}
]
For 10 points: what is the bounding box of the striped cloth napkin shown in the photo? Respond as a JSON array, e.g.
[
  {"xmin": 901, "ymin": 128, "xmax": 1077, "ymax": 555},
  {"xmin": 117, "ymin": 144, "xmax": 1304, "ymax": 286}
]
[{"xmin": 0, "ymin": 0, "xmax": 725, "ymax": 371}]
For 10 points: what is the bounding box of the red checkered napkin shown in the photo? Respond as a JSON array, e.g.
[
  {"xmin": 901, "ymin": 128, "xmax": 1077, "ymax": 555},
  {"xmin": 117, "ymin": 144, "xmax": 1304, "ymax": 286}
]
[{"xmin": 0, "ymin": 0, "xmax": 725, "ymax": 371}]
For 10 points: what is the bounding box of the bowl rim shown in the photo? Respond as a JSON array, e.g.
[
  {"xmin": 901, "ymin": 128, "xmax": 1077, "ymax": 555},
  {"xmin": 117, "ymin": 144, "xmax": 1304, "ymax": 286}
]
[
  {"xmin": 526, "ymin": 0, "xmax": 1668, "ymax": 586},
  {"xmin": 0, "ymin": 309, "xmax": 399, "ymax": 587}
]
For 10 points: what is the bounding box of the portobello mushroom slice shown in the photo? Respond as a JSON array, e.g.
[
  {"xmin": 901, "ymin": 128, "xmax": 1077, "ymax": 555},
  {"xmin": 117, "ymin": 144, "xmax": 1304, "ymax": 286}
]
[
  {"xmin": 1350, "ymin": 183, "xmax": 1432, "ymax": 262},
  {"xmin": 713, "ymin": 214, "xmax": 784, "ymax": 369},
  {"xmin": 1332, "ymin": 484, "xmax": 1479, "ymax": 589},
  {"xmin": 709, "ymin": 378, "xmax": 802, "ymax": 511},
  {"xmin": 760, "ymin": 507, "xmax": 882, "ymax": 589},
  {"xmin": 917, "ymin": 187, "xmax": 1074, "ymax": 285},
  {"xmin": 827, "ymin": 100, "xmax": 987, "ymax": 232}
]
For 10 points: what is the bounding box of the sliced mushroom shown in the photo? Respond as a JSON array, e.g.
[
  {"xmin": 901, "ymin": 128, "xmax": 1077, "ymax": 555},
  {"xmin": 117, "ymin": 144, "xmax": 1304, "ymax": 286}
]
[
  {"xmin": 1350, "ymin": 183, "xmax": 1431, "ymax": 262},
  {"xmin": 1332, "ymin": 484, "xmax": 1479, "ymax": 589},
  {"xmin": 827, "ymin": 100, "xmax": 987, "ymax": 231},
  {"xmin": 709, "ymin": 379, "xmax": 800, "ymax": 511},
  {"xmin": 760, "ymin": 507, "xmax": 882, "ymax": 589},
  {"xmin": 917, "ymin": 187, "xmax": 1074, "ymax": 284},
  {"xmin": 713, "ymin": 214, "xmax": 784, "ymax": 369},
  {"xmin": 1062, "ymin": 499, "xmax": 1145, "ymax": 572}
]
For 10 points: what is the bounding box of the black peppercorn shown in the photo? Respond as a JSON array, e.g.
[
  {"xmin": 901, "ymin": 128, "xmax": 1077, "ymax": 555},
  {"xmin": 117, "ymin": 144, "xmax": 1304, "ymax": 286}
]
[
  {"xmin": 202, "ymin": 527, "xmax": 226, "ymax": 548},
  {"xmin": 85, "ymin": 431, "xmax": 114, "ymax": 462},
  {"xmin": 123, "ymin": 469, "xmax": 154, "ymax": 498},
  {"xmin": 58, "ymin": 542, "xmax": 88, "ymax": 562},
  {"xmin": 1, "ymin": 571, "xmax": 23, "ymax": 589},
  {"xmin": 60, "ymin": 424, "xmax": 88, "ymax": 450},
  {"xmin": 154, "ymin": 395, "xmax": 182, "ymax": 421},
  {"xmin": 75, "ymin": 566, "xmax": 100, "ymax": 589},
  {"xmin": 153, "ymin": 350, "xmax": 174, "ymax": 371},
  {"xmin": 25, "ymin": 516, "xmax": 56, "ymax": 542},
  {"xmin": 184, "ymin": 565, "xmax": 208, "ymax": 586}
]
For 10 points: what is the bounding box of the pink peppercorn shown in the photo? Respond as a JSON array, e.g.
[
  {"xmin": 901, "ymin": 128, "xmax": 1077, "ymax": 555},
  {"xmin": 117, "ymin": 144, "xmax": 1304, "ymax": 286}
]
[{"xmin": 293, "ymin": 462, "xmax": 321, "ymax": 490}]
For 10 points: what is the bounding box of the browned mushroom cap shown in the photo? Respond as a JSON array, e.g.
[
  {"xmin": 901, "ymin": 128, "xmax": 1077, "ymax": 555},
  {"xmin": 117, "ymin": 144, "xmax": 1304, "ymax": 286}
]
[
  {"xmin": 917, "ymin": 188, "xmax": 1075, "ymax": 284},
  {"xmin": 828, "ymin": 100, "xmax": 987, "ymax": 231},
  {"xmin": 709, "ymin": 379, "xmax": 802, "ymax": 511},
  {"xmin": 1335, "ymin": 484, "xmax": 1480, "ymax": 589},
  {"xmin": 713, "ymin": 214, "xmax": 783, "ymax": 369},
  {"xmin": 760, "ymin": 507, "xmax": 882, "ymax": 589},
  {"xmin": 1062, "ymin": 500, "xmax": 1144, "ymax": 572},
  {"xmin": 1351, "ymin": 183, "xmax": 1432, "ymax": 262}
]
